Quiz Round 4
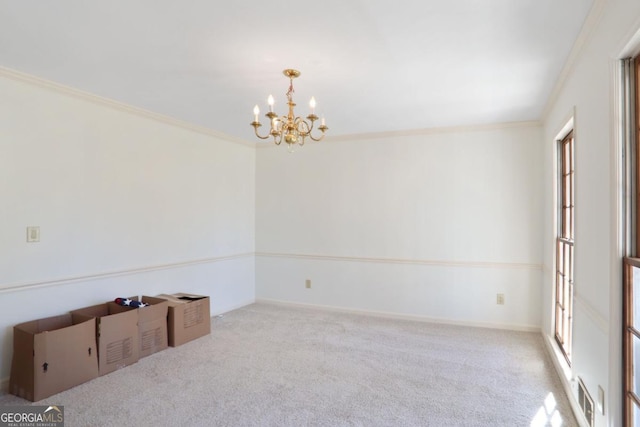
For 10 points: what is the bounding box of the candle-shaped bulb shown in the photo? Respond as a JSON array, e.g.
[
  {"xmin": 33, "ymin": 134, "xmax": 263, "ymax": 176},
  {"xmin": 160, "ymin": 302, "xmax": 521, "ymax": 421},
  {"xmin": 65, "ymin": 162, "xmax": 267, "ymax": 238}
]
[
  {"xmin": 309, "ymin": 96, "xmax": 316, "ymax": 114},
  {"xmin": 253, "ymin": 105, "xmax": 260, "ymax": 122},
  {"xmin": 267, "ymin": 95, "xmax": 274, "ymax": 112},
  {"xmin": 321, "ymin": 116, "xmax": 326, "ymax": 126}
]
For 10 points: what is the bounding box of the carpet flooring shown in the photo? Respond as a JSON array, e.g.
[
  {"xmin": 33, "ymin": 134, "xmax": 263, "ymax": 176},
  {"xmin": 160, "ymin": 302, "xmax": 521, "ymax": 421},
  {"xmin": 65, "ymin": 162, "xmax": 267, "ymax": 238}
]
[{"xmin": 0, "ymin": 302, "xmax": 577, "ymax": 426}]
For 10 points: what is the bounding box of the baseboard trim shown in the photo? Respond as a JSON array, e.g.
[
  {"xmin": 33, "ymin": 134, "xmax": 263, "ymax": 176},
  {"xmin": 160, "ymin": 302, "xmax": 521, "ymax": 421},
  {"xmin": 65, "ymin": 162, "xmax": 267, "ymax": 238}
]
[
  {"xmin": 212, "ymin": 298, "xmax": 256, "ymax": 317},
  {"xmin": 255, "ymin": 298, "xmax": 541, "ymax": 332},
  {"xmin": 542, "ymin": 334, "xmax": 587, "ymax": 427}
]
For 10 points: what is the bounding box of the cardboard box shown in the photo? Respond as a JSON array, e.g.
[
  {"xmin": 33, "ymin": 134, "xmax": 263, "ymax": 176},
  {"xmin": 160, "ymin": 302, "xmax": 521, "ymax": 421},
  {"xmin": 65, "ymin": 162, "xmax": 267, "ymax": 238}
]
[
  {"xmin": 156, "ymin": 293, "xmax": 211, "ymax": 347},
  {"xmin": 70, "ymin": 304, "xmax": 139, "ymax": 376},
  {"xmin": 109, "ymin": 296, "xmax": 168, "ymax": 358},
  {"xmin": 9, "ymin": 314, "xmax": 99, "ymax": 402}
]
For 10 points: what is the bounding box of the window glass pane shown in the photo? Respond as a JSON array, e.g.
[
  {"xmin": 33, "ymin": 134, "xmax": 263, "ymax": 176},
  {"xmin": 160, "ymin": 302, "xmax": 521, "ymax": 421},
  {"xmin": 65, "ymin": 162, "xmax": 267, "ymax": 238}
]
[
  {"xmin": 556, "ymin": 305, "xmax": 563, "ymax": 338},
  {"xmin": 570, "ymin": 206, "xmax": 574, "ymax": 239},
  {"xmin": 634, "ymin": 334, "xmax": 640, "ymax": 395},
  {"xmin": 634, "ymin": 266, "xmax": 640, "ymax": 330},
  {"xmin": 570, "ymin": 138, "xmax": 574, "ymax": 172},
  {"xmin": 569, "ymin": 245, "xmax": 574, "ymax": 280},
  {"xmin": 564, "ymin": 277, "xmax": 571, "ymax": 311},
  {"xmin": 557, "ymin": 242, "xmax": 563, "ymax": 271},
  {"xmin": 570, "ymin": 172, "xmax": 574, "ymax": 202},
  {"xmin": 565, "ymin": 174, "xmax": 572, "ymax": 205},
  {"xmin": 557, "ymin": 273, "xmax": 564, "ymax": 302},
  {"xmin": 634, "ymin": 401, "xmax": 640, "ymax": 427}
]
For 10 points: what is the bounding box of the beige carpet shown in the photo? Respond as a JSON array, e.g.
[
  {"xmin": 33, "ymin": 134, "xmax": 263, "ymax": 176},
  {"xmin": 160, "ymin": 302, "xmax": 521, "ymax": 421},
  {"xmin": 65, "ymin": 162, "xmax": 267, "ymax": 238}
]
[{"xmin": 0, "ymin": 302, "xmax": 577, "ymax": 426}]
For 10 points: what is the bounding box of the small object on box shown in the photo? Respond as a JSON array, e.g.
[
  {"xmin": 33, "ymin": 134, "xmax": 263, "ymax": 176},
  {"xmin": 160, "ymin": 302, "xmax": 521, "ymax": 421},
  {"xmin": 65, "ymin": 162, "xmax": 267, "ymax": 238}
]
[{"xmin": 114, "ymin": 298, "xmax": 148, "ymax": 308}]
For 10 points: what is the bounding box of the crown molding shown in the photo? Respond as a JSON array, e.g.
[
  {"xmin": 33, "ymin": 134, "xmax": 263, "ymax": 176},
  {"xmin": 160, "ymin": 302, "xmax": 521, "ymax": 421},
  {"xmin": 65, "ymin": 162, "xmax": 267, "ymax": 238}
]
[
  {"xmin": 617, "ymin": 14, "xmax": 640, "ymax": 58},
  {"xmin": 541, "ymin": 0, "xmax": 607, "ymax": 123},
  {"xmin": 0, "ymin": 66, "xmax": 257, "ymax": 148},
  {"xmin": 255, "ymin": 120, "xmax": 541, "ymax": 148},
  {"xmin": 322, "ymin": 121, "xmax": 542, "ymax": 143},
  {"xmin": 0, "ymin": 65, "xmax": 545, "ymax": 149}
]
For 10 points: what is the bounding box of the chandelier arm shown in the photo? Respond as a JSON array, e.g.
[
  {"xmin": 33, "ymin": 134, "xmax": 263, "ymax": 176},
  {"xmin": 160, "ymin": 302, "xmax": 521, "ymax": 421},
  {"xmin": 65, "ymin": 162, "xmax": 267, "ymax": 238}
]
[
  {"xmin": 308, "ymin": 132, "xmax": 326, "ymax": 142},
  {"xmin": 273, "ymin": 126, "xmax": 283, "ymax": 145},
  {"xmin": 303, "ymin": 116, "xmax": 321, "ymax": 138},
  {"xmin": 251, "ymin": 123, "xmax": 271, "ymax": 140},
  {"xmin": 297, "ymin": 118, "xmax": 310, "ymax": 135},
  {"xmin": 298, "ymin": 122, "xmax": 308, "ymax": 146},
  {"xmin": 308, "ymin": 121, "xmax": 329, "ymax": 142},
  {"xmin": 273, "ymin": 131, "xmax": 282, "ymax": 144}
]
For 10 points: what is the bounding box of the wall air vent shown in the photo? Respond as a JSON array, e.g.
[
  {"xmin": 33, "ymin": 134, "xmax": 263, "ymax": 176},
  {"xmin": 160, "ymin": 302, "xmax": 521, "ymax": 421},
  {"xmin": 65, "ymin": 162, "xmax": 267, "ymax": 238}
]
[{"xmin": 578, "ymin": 377, "xmax": 594, "ymax": 427}]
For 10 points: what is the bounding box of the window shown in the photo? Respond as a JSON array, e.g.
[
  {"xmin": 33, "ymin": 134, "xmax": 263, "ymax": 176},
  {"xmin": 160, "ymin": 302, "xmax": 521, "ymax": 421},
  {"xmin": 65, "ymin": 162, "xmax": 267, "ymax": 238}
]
[
  {"xmin": 624, "ymin": 55, "xmax": 640, "ymax": 427},
  {"xmin": 555, "ymin": 131, "xmax": 574, "ymax": 363},
  {"xmin": 625, "ymin": 259, "xmax": 640, "ymax": 425}
]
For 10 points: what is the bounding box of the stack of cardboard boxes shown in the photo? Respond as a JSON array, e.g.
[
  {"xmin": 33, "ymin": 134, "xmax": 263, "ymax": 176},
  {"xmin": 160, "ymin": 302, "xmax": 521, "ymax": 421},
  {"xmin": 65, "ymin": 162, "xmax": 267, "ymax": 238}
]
[{"xmin": 8, "ymin": 293, "xmax": 211, "ymax": 401}]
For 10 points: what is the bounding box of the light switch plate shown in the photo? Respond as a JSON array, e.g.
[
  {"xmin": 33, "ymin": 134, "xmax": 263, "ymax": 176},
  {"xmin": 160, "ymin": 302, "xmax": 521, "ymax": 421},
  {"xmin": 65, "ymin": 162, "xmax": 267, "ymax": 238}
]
[
  {"xmin": 597, "ymin": 385, "xmax": 605, "ymax": 415},
  {"xmin": 26, "ymin": 226, "xmax": 40, "ymax": 242}
]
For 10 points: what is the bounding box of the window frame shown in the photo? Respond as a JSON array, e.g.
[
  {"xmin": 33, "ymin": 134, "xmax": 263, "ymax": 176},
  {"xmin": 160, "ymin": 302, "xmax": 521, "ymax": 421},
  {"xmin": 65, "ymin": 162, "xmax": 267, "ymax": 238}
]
[
  {"xmin": 555, "ymin": 130, "xmax": 575, "ymax": 364},
  {"xmin": 624, "ymin": 55, "xmax": 640, "ymax": 427}
]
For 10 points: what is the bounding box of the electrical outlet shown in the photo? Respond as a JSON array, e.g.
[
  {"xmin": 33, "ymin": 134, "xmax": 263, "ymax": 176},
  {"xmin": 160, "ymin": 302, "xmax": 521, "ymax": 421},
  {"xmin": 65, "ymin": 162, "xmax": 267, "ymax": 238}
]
[
  {"xmin": 305, "ymin": 279, "xmax": 311, "ymax": 289},
  {"xmin": 26, "ymin": 226, "xmax": 40, "ymax": 243},
  {"xmin": 496, "ymin": 293, "xmax": 505, "ymax": 305}
]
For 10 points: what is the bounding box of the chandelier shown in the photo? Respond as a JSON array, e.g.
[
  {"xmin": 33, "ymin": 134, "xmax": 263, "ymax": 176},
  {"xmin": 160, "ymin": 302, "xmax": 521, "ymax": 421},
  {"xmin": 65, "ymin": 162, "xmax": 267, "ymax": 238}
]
[{"xmin": 251, "ymin": 69, "xmax": 328, "ymax": 150}]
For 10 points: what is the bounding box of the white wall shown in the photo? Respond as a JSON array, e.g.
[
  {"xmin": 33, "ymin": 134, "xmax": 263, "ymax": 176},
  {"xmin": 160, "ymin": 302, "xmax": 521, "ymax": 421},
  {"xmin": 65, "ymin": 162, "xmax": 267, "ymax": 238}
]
[
  {"xmin": 0, "ymin": 71, "xmax": 256, "ymax": 384},
  {"xmin": 541, "ymin": 1, "xmax": 640, "ymax": 426},
  {"xmin": 6, "ymin": 6, "xmax": 638, "ymax": 424},
  {"xmin": 256, "ymin": 124, "xmax": 544, "ymax": 329}
]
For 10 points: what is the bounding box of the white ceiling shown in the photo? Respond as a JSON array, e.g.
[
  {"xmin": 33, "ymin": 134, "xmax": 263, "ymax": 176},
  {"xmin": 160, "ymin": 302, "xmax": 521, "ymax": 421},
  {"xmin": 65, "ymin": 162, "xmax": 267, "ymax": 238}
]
[{"xmin": 0, "ymin": 0, "xmax": 594, "ymax": 141}]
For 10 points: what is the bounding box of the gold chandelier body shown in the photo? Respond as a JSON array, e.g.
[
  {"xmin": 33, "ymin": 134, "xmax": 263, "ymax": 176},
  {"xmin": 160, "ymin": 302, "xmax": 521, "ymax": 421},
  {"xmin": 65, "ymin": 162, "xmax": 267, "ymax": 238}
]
[{"xmin": 251, "ymin": 69, "xmax": 328, "ymax": 149}]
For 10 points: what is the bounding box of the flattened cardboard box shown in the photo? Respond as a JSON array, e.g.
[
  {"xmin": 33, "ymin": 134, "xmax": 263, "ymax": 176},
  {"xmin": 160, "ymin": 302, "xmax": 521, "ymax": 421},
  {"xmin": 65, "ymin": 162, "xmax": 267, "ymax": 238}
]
[
  {"xmin": 9, "ymin": 314, "xmax": 99, "ymax": 402},
  {"xmin": 156, "ymin": 293, "xmax": 211, "ymax": 347},
  {"xmin": 109, "ymin": 296, "xmax": 168, "ymax": 358},
  {"xmin": 70, "ymin": 304, "xmax": 139, "ymax": 376}
]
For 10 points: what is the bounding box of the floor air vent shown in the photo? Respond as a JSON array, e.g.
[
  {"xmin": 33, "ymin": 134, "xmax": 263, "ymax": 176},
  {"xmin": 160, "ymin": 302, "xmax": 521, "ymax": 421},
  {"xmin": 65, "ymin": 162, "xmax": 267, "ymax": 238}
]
[{"xmin": 578, "ymin": 377, "xmax": 594, "ymax": 426}]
